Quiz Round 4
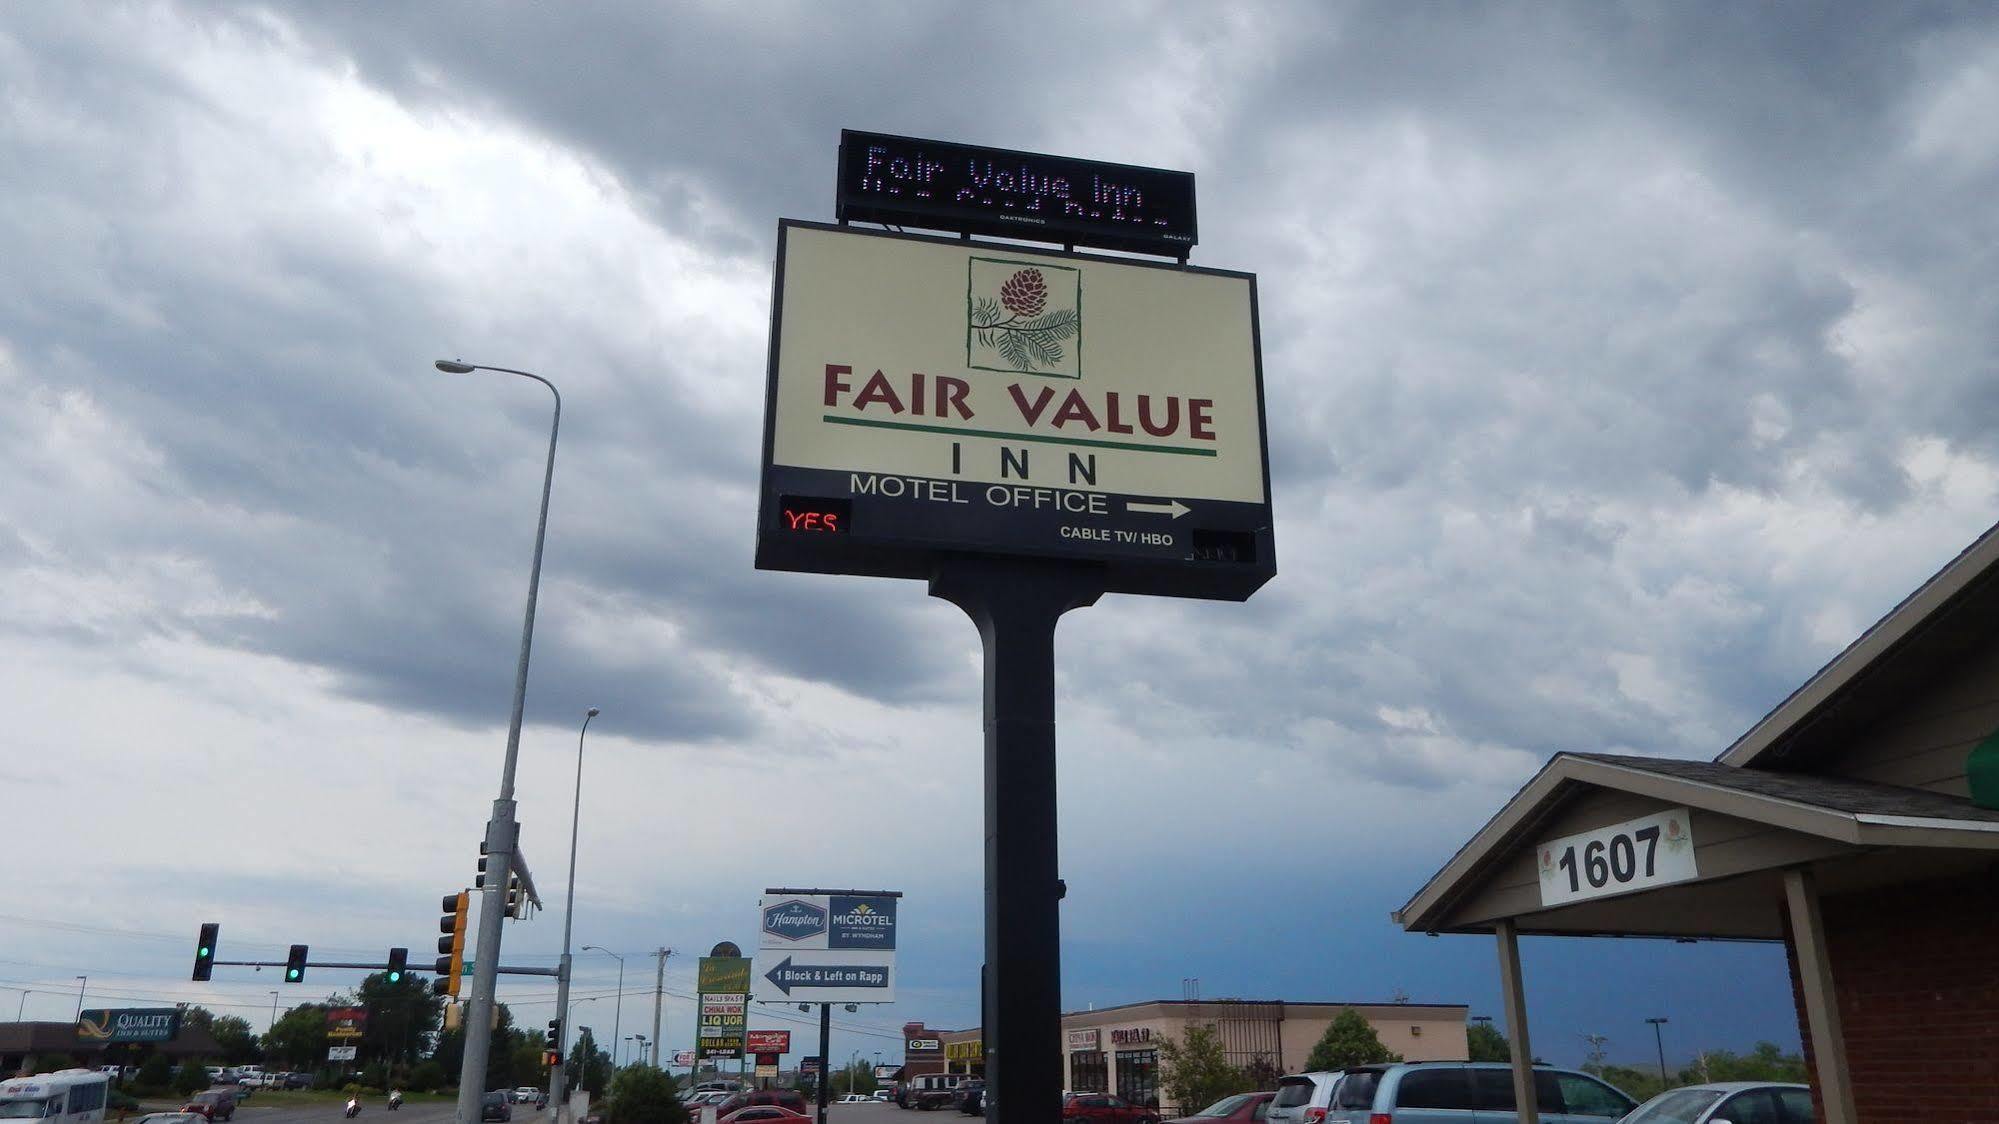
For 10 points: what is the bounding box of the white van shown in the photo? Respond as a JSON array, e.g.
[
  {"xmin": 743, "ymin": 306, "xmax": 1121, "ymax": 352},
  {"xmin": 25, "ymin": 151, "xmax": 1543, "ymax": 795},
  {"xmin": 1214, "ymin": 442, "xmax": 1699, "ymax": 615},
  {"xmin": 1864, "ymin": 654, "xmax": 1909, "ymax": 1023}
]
[{"xmin": 0, "ymin": 1069, "xmax": 112, "ymax": 1124}]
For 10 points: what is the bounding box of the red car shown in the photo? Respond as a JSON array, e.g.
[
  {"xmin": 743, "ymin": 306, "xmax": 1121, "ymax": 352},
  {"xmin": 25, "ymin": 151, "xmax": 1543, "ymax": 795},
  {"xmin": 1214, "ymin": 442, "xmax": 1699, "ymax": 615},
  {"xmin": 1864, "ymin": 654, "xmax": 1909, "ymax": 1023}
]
[
  {"xmin": 1063, "ymin": 1093, "xmax": 1159, "ymax": 1124},
  {"xmin": 1163, "ymin": 1092, "xmax": 1273, "ymax": 1124},
  {"xmin": 719, "ymin": 1109, "xmax": 807, "ymax": 1124}
]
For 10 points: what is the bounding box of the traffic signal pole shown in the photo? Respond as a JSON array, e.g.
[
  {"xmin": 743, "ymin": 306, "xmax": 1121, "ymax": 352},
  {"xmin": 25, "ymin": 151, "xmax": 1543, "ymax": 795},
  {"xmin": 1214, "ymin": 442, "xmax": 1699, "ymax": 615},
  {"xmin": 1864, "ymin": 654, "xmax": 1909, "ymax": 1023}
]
[{"xmin": 450, "ymin": 362, "xmax": 563, "ymax": 1124}]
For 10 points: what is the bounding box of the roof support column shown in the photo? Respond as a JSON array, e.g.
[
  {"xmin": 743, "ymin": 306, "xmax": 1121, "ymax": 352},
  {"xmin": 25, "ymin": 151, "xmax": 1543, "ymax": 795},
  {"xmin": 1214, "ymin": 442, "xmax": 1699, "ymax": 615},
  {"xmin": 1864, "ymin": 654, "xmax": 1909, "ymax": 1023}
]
[
  {"xmin": 1783, "ymin": 868, "xmax": 1856, "ymax": 1124},
  {"xmin": 1494, "ymin": 918, "xmax": 1538, "ymax": 1124}
]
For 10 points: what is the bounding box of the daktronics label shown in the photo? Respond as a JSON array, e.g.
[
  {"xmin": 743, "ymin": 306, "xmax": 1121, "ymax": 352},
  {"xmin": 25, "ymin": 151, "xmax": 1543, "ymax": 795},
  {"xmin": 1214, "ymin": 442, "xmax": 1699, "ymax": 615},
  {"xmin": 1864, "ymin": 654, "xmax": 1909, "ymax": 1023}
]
[{"xmin": 758, "ymin": 222, "xmax": 1274, "ymax": 602}]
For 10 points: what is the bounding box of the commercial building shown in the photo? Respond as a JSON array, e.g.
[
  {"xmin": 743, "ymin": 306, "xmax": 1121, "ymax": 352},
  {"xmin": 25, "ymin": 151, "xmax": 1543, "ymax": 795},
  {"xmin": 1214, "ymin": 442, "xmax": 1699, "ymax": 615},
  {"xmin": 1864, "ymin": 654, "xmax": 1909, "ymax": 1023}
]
[
  {"xmin": 2, "ymin": 1020, "xmax": 226, "ymax": 1076},
  {"xmin": 939, "ymin": 999, "xmax": 1468, "ymax": 1113},
  {"xmin": 1397, "ymin": 521, "xmax": 1999, "ymax": 1123}
]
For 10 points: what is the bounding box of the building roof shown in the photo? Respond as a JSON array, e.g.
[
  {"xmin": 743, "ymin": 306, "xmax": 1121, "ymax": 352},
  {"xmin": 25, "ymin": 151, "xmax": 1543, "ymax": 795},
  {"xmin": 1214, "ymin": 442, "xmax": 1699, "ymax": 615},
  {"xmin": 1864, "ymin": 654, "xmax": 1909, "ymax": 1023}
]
[
  {"xmin": 1716, "ymin": 518, "xmax": 1999, "ymax": 771},
  {"xmin": 1570, "ymin": 753, "xmax": 1999, "ymax": 824},
  {"xmin": 1394, "ymin": 752, "xmax": 1999, "ymax": 935}
]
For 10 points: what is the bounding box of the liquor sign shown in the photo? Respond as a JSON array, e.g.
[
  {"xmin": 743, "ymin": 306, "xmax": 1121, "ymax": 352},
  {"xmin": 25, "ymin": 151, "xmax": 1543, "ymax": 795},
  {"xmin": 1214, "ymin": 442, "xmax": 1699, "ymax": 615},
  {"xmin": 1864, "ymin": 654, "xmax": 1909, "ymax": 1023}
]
[
  {"xmin": 698, "ymin": 955, "xmax": 752, "ymax": 1060},
  {"xmin": 757, "ymin": 222, "xmax": 1273, "ymax": 602},
  {"xmin": 746, "ymin": 1030, "xmax": 793, "ymax": 1055},
  {"xmin": 76, "ymin": 1008, "xmax": 180, "ymax": 1044},
  {"xmin": 326, "ymin": 1006, "xmax": 368, "ymax": 1040},
  {"xmin": 836, "ymin": 130, "xmax": 1199, "ymax": 258}
]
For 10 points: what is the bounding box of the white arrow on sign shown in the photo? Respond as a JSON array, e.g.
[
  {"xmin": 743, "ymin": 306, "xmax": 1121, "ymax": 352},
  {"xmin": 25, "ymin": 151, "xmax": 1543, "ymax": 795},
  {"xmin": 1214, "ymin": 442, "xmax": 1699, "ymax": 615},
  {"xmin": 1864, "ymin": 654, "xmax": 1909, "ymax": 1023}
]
[{"xmin": 1126, "ymin": 499, "xmax": 1191, "ymax": 519}]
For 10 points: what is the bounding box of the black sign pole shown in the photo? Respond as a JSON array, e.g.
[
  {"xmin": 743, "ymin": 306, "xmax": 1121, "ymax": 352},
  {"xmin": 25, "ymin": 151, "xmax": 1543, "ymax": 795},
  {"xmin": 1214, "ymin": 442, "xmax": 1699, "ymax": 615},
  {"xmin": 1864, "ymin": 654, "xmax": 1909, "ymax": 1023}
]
[
  {"xmin": 816, "ymin": 1004, "xmax": 832, "ymax": 1124},
  {"xmin": 930, "ymin": 556, "xmax": 1103, "ymax": 1124}
]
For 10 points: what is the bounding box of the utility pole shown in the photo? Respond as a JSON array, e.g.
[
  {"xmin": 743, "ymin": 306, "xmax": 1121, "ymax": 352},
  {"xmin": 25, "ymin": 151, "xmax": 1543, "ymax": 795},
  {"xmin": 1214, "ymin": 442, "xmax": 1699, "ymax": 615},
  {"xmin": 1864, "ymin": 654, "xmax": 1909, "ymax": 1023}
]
[
  {"xmin": 1645, "ymin": 1017, "xmax": 1670, "ymax": 1088},
  {"xmin": 651, "ymin": 948, "xmax": 671, "ymax": 1068}
]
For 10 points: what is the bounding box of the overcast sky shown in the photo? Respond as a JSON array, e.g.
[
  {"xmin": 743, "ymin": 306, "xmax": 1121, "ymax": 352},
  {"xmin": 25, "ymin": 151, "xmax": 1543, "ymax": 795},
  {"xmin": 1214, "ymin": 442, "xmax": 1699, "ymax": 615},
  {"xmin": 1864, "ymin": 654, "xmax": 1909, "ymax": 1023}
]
[{"xmin": 6, "ymin": 0, "xmax": 1999, "ymax": 1074}]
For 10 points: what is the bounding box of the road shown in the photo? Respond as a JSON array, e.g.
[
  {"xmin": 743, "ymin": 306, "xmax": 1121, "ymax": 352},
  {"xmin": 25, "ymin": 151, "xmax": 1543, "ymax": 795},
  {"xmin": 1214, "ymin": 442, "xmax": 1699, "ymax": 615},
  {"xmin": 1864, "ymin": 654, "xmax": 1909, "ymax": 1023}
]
[{"xmin": 225, "ymin": 1100, "xmax": 455, "ymax": 1124}]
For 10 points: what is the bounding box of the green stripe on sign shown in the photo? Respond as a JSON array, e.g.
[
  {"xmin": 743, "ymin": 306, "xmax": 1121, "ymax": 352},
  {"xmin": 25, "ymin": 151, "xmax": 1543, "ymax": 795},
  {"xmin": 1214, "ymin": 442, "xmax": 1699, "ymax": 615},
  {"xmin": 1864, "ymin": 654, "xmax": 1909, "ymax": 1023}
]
[{"xmin": 821, "ymin": 414, "xmax": 1217, "ymax": 456}]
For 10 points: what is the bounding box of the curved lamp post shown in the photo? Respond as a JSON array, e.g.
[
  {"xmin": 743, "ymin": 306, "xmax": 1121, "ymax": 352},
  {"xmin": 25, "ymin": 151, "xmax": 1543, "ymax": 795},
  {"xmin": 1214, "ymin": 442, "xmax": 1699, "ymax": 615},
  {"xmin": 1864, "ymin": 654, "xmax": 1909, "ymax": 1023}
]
[{"xmin": 434, "ymin": 359, "xmax": 563, "ymax": 1124}]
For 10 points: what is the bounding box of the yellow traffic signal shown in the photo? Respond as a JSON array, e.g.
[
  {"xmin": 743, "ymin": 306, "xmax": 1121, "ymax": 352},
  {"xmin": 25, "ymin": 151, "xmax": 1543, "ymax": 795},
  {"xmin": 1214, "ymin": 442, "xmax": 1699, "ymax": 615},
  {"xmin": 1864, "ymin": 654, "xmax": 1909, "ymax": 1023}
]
[{"xmin": 434, "ymin": 891, "xmax": 469, "ymax": 998}]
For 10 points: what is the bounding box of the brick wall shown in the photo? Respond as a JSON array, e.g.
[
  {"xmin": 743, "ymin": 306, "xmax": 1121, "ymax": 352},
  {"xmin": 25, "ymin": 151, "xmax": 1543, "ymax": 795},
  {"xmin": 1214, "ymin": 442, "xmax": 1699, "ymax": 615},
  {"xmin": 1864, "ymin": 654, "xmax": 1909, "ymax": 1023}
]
[{"xmin": 1787, "ymin": 870, "xmax": 1999, "ymax": 1122}]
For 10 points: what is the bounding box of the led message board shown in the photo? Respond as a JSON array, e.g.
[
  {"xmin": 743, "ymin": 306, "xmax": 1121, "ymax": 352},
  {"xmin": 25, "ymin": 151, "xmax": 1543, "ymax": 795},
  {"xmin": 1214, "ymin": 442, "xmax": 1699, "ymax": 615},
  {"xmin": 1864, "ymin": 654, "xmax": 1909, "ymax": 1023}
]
[
  {"xmin": 756, "ymin": 221, "xmax": 1273, "ymax": 601},
  {"xmin": 836, "ymin": 130, "xmax": 1198, "ymax": 257}
]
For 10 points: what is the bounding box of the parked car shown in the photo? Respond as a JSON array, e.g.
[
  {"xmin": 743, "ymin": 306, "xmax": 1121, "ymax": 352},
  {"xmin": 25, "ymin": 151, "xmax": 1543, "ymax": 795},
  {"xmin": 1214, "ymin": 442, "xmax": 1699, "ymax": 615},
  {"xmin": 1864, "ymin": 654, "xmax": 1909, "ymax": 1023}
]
[
  {"xmin": 904, "ymin": 1074, "xmax": 967, "ymax": 1111},
  {"xmin": 1266, "ymin": 1072, "xmax": 1343, "ymax": 1124},
  {"xmin": 1621, "ymin": 1082, "xmax": 1815, "ymax": 1124},
  {"xmin": 871, "ymin": 1093, "xmax": 892, "ymax": 1103},
  {"xmin": 481, "ymin": 1091, "xmax": 514, "ymax": 1122},
  {"xmin": 1164, "ymin": 1091, "xmax": 1274, "ymax": 1124},
  {"xmin": 1062, "ymin": 1093, "xmax": 1159, "ymax": 1124},
  {"xmin": 719, "ymin": 1109, "xmax": 808, "ymax": 1124},
  {"xmin": 715, "ymin": 1091, "xmax": 809, "ymax": 1118},
  {"xmin": 838, "ymin": 1095, "xmax": 874, "ymax": 1104},
  {"xmin": 957, "ymin": 1080, "xmax": 984, "ymax": 1115},
  {"xmin": 181, "ymin": 1091, "xmax": 237, "ymax": 1122},
  {"xmin": 1326, "ymin": 1062, "xmax": 1636, "ymax": 1123},
  {"xmin": 282, "ymin": 1073, "xmax": 314, "ymax": 1090},
  {"xmin": 512, "ymin": 1088, "xmax": 541, "ymax": 1105}
]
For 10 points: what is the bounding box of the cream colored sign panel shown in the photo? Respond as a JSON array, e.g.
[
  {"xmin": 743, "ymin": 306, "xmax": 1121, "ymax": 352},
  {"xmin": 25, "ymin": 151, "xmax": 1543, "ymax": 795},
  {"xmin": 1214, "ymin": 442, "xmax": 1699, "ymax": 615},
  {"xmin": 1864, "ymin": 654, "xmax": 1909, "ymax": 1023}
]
[{"xmin": 772, "ymin": 225, "xmax": 1264, "ymax": 504}]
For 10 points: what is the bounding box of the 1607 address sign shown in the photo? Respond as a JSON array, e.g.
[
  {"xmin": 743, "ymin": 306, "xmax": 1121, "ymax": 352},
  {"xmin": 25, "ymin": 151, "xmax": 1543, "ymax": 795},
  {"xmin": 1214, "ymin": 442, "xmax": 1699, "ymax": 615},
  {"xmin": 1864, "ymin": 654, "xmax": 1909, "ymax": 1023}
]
[{"xmin": 1536, "ymin": 807, "xmax": 1698, "ymax": 908}]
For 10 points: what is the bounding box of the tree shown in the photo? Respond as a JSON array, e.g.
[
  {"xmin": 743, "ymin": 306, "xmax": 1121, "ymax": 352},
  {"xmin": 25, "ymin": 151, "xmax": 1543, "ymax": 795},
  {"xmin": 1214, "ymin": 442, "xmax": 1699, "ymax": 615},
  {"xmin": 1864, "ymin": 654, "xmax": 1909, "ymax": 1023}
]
[
  {"xmin": 1157, "ymin": 1024, "xmax": 1252, "ymax": 1115},
  {"xmin": 1688, "ymin": 1042, "xmax": 1806, "ymax": 1084},
  {"xmin": 1466, "ymin": 1022, "xmax": 1511, "ymax": 1063},
  {"xmin": 356, "ymin": 971, "xmax": 447, "ymax": 1068},
  {"xmin": 605, "ymin": 1064, "xmax": 689, "ymax": 1124},
  {"xmin": 136, "ymin": 1054, "xmax": 175, "ymax": 1092},
  {"xmin": 572, "ymin": 1028, "xmax": 614, "ymax": 1096},
  {"xmin": 173, "ymin": 1061, "xmax": 211, "ymax": 1096},
  {"xmin": 1304, "ymin": 1009, "xmax": 1401, "ymax": 1071},
  {"xmin": 210, "ymin": 1015, "xmax": 261, "ymax": 1065},
  {"xmin": 264, "ymin": 1003, "xmax": 330, "ymax": 1070}
]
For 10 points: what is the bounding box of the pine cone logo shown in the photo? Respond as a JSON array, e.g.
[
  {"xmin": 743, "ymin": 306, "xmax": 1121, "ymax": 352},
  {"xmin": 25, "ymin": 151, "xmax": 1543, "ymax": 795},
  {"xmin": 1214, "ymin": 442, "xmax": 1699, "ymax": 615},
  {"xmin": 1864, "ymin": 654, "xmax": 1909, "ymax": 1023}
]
[{"xmin": 1000, "ymin": 269, "xmax": 1048, "ymax": 317}]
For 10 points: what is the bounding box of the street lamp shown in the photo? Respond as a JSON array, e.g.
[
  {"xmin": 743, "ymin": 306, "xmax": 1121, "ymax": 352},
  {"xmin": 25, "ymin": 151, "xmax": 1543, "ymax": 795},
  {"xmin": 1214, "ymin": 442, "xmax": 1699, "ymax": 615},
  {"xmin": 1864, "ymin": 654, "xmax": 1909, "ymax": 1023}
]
[
  {"xmin": 432, "ymin": 359, "xmax": 564, "ymax": 1124},
  {"xmin": 1645, "ymin": 1017, "xmax": 1671, "ymax": 1087},
  {"xmin": 550, "ymin": 707, "xmax": 602, "ymax": 1122},
  {"xmin": 582, "ymin": 947, "xmax": 624, "ymax": 1076},
  {"xmin": 268, "ymin": 992, "xmax": 281, "ymax": 1033}
]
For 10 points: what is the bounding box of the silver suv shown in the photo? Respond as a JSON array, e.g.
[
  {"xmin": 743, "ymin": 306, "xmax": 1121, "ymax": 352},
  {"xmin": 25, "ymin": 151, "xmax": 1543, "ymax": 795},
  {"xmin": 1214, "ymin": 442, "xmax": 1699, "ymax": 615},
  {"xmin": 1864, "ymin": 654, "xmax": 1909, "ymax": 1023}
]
[{"xmin": 1265, "ymin": 1072, "xmax": 1344, "ymax": 1124}]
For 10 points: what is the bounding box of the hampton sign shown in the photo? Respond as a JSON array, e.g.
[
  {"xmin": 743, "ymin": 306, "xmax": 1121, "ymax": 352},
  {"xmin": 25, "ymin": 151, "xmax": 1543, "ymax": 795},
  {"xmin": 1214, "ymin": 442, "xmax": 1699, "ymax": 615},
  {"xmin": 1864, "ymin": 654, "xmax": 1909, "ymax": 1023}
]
[
  {"xmin": 756, "ymin": 222, "xmax": 1273, "ymax": 602},
  {"xmin": 753, "ymin": 892, "xmax": 897, "ymax": 1005},
  {"xmin": 76, "ymin": 1008, "xmax": 180, "ymax": 1044}
]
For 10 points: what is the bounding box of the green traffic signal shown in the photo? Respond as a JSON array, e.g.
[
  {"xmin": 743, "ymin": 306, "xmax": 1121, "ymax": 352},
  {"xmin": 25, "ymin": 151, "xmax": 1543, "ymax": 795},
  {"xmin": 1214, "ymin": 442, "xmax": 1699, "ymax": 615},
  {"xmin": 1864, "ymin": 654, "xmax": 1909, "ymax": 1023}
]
[
  {"xmin": 284, "ymin": 943, "xmax": 308, "ymax": 983},
  {"xmin": 193, "ymin": 923, "xmax": 220, "ymax": 982}
]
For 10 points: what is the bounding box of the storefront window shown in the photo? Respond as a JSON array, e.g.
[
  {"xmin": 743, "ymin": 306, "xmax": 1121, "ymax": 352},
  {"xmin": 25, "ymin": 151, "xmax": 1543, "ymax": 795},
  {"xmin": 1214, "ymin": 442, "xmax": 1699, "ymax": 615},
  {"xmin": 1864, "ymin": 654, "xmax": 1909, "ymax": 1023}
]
[
  {"xmin": 1069, "ymin": 1051, "xmax": 1107, "ymax": 1093},
  {"xmin": 1115, "ymin": 1049, "xmax": 1158, "ymax": 1109}
]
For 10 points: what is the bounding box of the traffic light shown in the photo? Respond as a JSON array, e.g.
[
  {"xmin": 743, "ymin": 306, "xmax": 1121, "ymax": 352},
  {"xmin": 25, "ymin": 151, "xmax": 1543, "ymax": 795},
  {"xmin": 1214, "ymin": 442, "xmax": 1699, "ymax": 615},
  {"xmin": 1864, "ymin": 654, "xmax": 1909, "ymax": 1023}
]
[
  {"xmin": 434, "ymin": 891, "xmax": 468, "ymax": 998},
  {"xmin": 545, "ymin": 1018, "xmax": 561, "ymax": 1067},
  {"xmin": 284, "ymin": 944, "xmax": 308, "ymax": 983},
  {"xmin": 506, "ymin": 875, "xmax": 522, "ymax": 919},
  {"xmin": 192, "ymin": 922, "xmax": 219, "ymax": 982},
  {"xmin": 475, "ymin": 854, "xmax": 488, "ymax": 889},
  {"xmin": 386, "ymin": 947, "xmax": 407, "ymax": 984}
]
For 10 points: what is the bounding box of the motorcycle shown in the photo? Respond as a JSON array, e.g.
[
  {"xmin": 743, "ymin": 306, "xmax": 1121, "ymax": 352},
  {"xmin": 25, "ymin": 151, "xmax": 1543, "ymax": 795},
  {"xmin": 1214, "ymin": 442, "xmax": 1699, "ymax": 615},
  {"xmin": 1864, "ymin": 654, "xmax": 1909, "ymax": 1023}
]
[
  {"xmin": 387, "ymin": 1094, "xmax": 403, "ymax": 1113},
  {"xmin": 344, "ymin": 1099, "xmax": 361, "ymax": 1119}
]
